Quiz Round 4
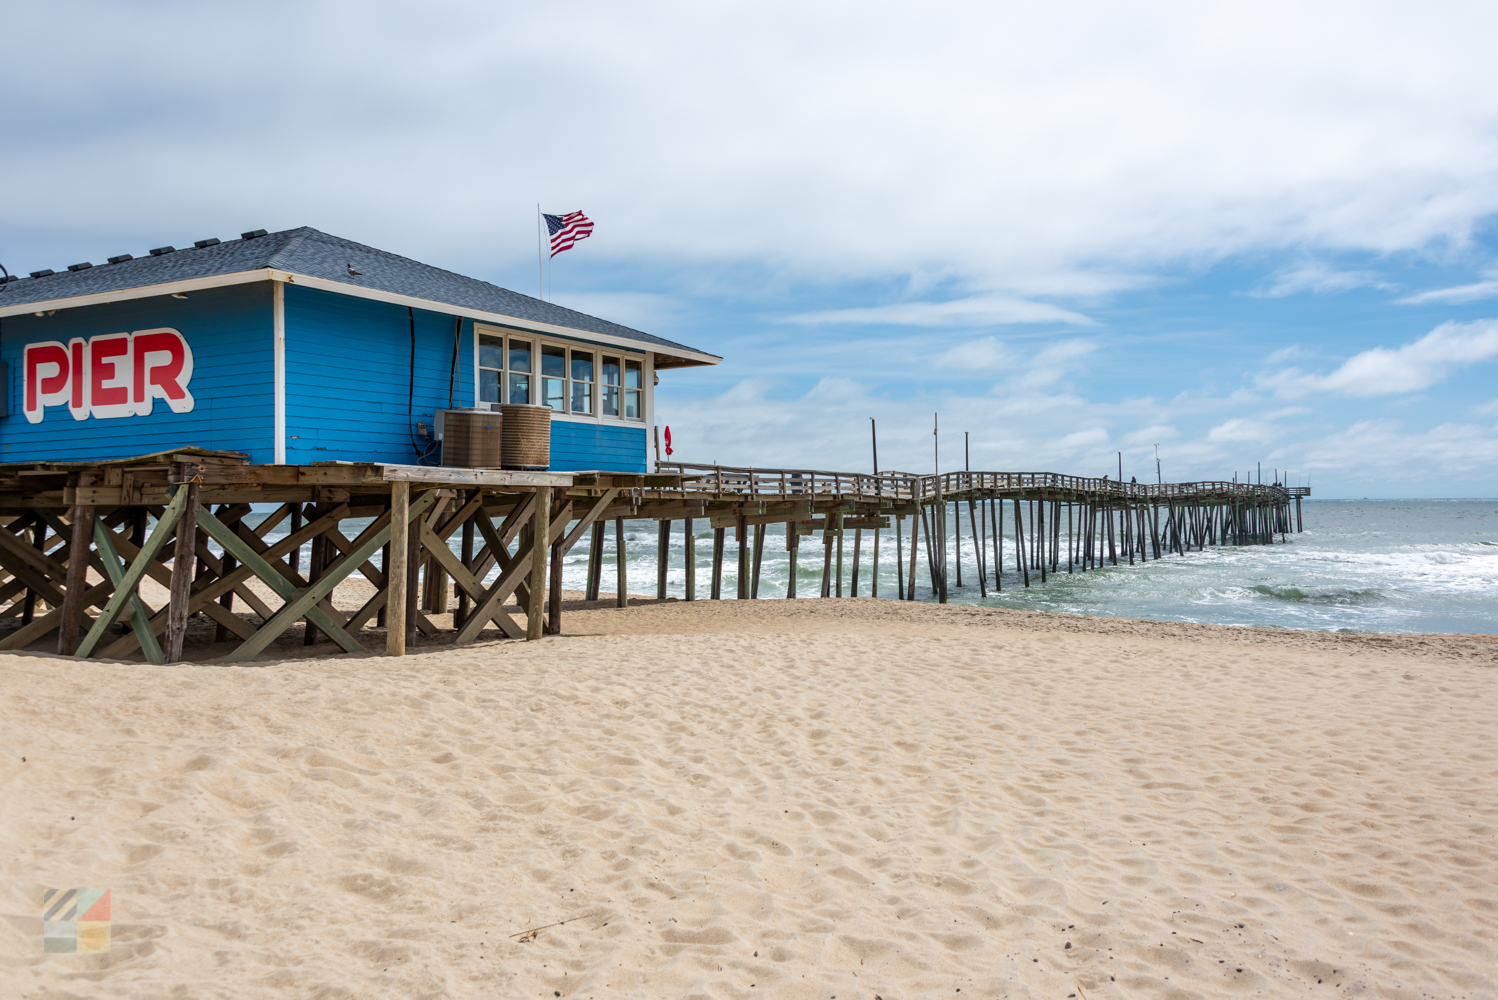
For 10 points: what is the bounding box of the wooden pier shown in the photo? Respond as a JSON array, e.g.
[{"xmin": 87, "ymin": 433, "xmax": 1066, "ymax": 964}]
[{"xmin": 0, "ymin": 451, "xmax": 1307, "ymax": 663}]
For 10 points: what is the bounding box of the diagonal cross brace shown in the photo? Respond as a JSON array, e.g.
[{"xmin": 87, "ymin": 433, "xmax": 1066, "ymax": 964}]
[
  {"xmin": 418, "ymin": 518, "xmax": 526, "ymax": 640},
  {"xmin": 452, "ymin": 488, "xmax": 617, "ymax": 645},
  {"xmin": 75, "ymin": 484, "xmax": 191, "ymax": 658},
  {"xmin": 91, "ymin": 519, "xmax": 165, "ymax": 664},
  {"xmin": 207, "ymin": 491, "xmax": 439, "ymax": 663},
  {"xmin": 196, "ymin": 508, "xmax": 369, "ymax": 658}
]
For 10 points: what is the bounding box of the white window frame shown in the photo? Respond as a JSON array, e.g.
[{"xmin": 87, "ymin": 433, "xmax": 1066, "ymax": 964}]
[{"xmin": 473, "ymin": 323, "xmax": 648, "ymax": 424}]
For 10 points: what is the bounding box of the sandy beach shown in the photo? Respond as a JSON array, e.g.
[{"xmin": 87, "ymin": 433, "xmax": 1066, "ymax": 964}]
[{"xmin": 2, "ymin": 598, "xmax": 1495, "ymax": 999}]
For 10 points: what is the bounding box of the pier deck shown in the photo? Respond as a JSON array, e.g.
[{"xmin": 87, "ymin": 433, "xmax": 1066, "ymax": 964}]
[{"xmin": 0, "ymin": 451, "xmax": 1306, "ymax": 663}]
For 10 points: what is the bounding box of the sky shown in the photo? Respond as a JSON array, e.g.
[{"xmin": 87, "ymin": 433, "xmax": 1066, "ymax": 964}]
[{"xmin": 3, "ymin": 0, "xmax": 1498, "ymax": 496}]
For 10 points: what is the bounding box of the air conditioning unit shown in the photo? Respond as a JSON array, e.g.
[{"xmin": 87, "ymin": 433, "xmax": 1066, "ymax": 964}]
[{"xmin": 439, "ymin": 409, "xmax": 502, "ymax": 468}]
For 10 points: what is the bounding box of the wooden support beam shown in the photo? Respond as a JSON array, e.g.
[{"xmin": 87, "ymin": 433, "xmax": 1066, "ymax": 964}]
[
  {"xmin": 613, "ymin": 516, "xmax": 628, "ymax": 609},
  {"xmin": 684, "ymin": 517, "xmax": 696, "ymax": 601},
  {"xmin": 750, "ymin": 521, "xmax": 765, "ymax": 599},
  {"xmin": 895, "ymin": 515, "xmax": 904, "ymax": 600},
  {"xmin": 22, "ymin": 520, "xmax": 44, "ymax": 624},
  {"xmin": 657, "ymin": 519, "xmax": 670, "ymax": 600},
  {"xmin": 906, "ymin": 510, "xmax": 919, "ymax": 601},
  {"xmin": 405, "ymin": 501, "xmax": 421, "ymax": 644},
  {"xmin": 75, "ymin": 485, "xmax": 190, "ymax": 659},
  {"xmin": 528, "ymin": 486, "xmax": 551, "ymax": 640},
  {"xmin": 585, "ymin": 520, "xmax": 603, "ymax": 601},
  {"xmin": 835, "ymin": 513, "xmax": 844, "ymax": 598},
  {"xmin": 91, "ymin": 518, "xmax": 163, "ymax": 664},
  {"xmin": 547, "ymin": 489, "xmax": 565, "ymax": 634},
  {"xmin": 850, "ymin": 527, "xmax": 861, "ymax": 597},
  {"xmin": 710, "ymin": 527, "xmax": 724, "ymax": 600},
  {"xmin": 820, "ymin": 515, "xmax": 834, "ymax": 598},
  {"xmin": 387, "ymin": 484, "xmax": 409, "ymax": 655},
  {"xmin": 736, "ymin": 513, "xmax": 749, "ymax": 600},
  {"xmin": 786, "ymin": 519, "xmax": 798, "ymax": 599},
  {"xmin": 456, "ymin": 494, "xmax": 476, "ymax": 628},
  {"xmin": 966, "ymin": 498, "xmax": 984, "ymax": 597},
  {"xmin": 163, "ymin": 477, "xmax": 200, "ymax": 663},
  {"xmin": 208, "ymin": 493, "xmax": 437, "ymax": 663}
]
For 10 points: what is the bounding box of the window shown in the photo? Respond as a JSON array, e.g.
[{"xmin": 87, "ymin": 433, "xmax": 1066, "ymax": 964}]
[
  {"xmin": 624, "ymin": 359, "xmax": 643, "ymax": 419},
  {"xmin": 474, "ymin": 326, "xmax": 645, "ymax": 419},
  {"xmin": 508, "ymin": 340, "xmax": 531, "ymax": 405},
  {"xmin": 541, "ymin": 345, "xmax": 566, "ymax": 410},
  {"xmin": 570, "ymin": 351, "xmax": 594, "ymax": 414},
  {"xmin": 478, "ymin": 334, "xmax": 503, "ymax": 406},
  {"xmin": 601, "ymin": 356, "xmax": 620, "ymax": 417}
]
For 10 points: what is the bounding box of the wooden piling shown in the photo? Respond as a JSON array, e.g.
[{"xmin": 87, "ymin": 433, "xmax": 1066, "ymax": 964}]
[
  {"xmin": 20, "ymin": 520, "xmax": 43, "ymax": 626},
  {"xmin": 304, "ymin": 503, "xmax": 327, "ymax": 644},
  {"xmin": 56, "ymin": 505, "xmax": 95, "ymax": 656},
  {"xmin": 405, "ymin": 501, "xmax": 421, "ymax": 645},
  {"xmin": 614, "ymin": 517, "xmax": 628, "ymax": 609},
  {"xmin": 895, "ymin": 514, "xmax": 904, "ymax": 600},
  {"xmin": 528, "ymin": 486, "xmax": 550, "ymax": 639},
  {"xmin": 751, "ymin": 522, "xmax": 765, "ymax": 598},
  {"xmin": 585, "ymin": 521, "xmax": 604, "ymax": 601},
  {"xmin": 711, "ymin": 527, "xmax": 724, "ymax": 599},
  {"xmin": 820, "ymin": 515, "xmax": 835, "ymax": 598},
  {"xmin": 456, "ymin": 497, "xmax": 475, "ymax": 628},
  {"xmin": 657, "ymin": 519, "xmax": 670, "ymax": 600},
  {"xmin": 786, "ymin": 519, "xmax": 799, "ymax": 599},
  {"xmin": 387, "ymin": 483, "xmax": 409, "ymax": 655},
  {"xmin": 737, "ymin": 513, "xmax": 750, "ymax": 600},
  {"xmin": 835, "ymin": 513, "xmax": 845, "ymax": 598},
  {"xmin": 906, "ymin": 509, "xmax": 919, "ymax": 600},
  {"xmin": 161, "ymin": 481, "xmax": 200, "ymax": 662},
  {"xmin": 851, "ymin": 527, "xmax": 861, "ymax": 597},
  {"xmin": 952, "ymin": 496, "xmax": 963, "ymax": 589},
  {"xmin": 684, "ymin": 517, "xmax": 696, "ymax": 600},
  {"xmin": 1014, "ymin": 497, "xmax": 1029, "ymax": 587},
  {"xmin": 991, "ymin": 498, "xmax": 1002, "ymax": 591},
  {"xmin": 547, "ymin": 490, "xmax": 565, "ymax": 634},
  {"xmin": 969, "ymin": 497, "xmax": 986, "ymax": 598},
  {"xmin": 1037, "ymin": 499, "xmax": 1047, "ymax": 583}
]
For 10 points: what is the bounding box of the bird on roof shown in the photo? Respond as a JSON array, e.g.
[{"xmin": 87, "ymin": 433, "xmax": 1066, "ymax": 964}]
[{"xmin": 347, "ymin": 263, "xmax": 362, "ymax": 276}]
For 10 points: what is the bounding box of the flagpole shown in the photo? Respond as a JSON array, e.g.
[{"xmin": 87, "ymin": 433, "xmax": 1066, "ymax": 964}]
[{"xmin": 536, "ymin": 204, "xmax": 544, "ymax": 301}]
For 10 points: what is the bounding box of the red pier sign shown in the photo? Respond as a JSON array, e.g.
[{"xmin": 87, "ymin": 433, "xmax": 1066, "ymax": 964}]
[{"xmin": 23, "ymin": 329, "xmax": 195, "ymax": 424}]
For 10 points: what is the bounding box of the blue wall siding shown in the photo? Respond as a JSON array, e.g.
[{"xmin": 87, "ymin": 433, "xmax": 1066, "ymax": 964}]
[
  {"xmin": 0, "ymin": 283, "xmax": 274, "ymax": 463},
  {"xmin": 283, "ymin": 284, "xmax": 474, "ymax": 465},
  {"xmin": 550, "ymin": 419, "xmax": 647, "ymax": 472}
]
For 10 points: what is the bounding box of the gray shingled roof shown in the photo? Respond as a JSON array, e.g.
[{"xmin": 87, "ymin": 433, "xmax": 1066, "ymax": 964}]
[{"xmin": 0, "ymin": 226, "xmax": 718, "ymax": 365}]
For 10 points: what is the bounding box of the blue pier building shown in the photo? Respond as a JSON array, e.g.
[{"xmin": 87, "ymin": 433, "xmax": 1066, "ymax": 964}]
[{"xmin": 0, "ymin": 227, "xmax": 719, "ymax": 471}]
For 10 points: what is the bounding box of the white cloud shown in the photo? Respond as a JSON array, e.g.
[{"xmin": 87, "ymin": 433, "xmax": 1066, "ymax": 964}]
[
  {"xmin": 1399, "ymin": 276, "xmax": 1498, "ymax": 305},
  {"xmin": 1301, "ymin": 419, "xmax": 1498, "ymax": 477},
  {"xmin": 1207, "ymin": 417, "xmax": 1275, "ymax": 443},
  {"xmin": 1256, "ymin": 261, "xmax": 1392, "ymax": 297},
  {"xmin": 935, "ymin": 336, "xmax": 1011, "ymax": 372},
  {"xmin": 784, "ymin": 296, "xmax": 1094, "ymax": 327},
  {"xmin": 5, "ymin": 1, "xmax": 1498, "ymax": 293},
  {"xmin": 546, "ymin": 291, "xmax": 688, "ymax": 333},
  {"xmin": 1261, "ymin": 319, "xmax": 1498, "ymax": 397},
  {"xmin": 1019, "ymin": 339, "xmax": 1097, "ymax": 389},
  {"xmin": 1472, "ymin": 399, "xmax": 1498, "ymax": 418}
]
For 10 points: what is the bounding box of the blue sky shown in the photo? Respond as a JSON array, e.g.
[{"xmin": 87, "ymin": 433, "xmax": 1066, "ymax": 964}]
[{"xmin": 4, "ymin": 1, "xmax": 1498, "ymax": 496}]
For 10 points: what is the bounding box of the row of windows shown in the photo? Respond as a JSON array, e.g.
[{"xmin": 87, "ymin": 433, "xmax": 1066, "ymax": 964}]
[{"xmin": 478, "ymin": 334, "xmax": 644, "ymax": 419}]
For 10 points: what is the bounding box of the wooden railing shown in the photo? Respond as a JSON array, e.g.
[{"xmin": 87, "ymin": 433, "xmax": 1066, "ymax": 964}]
[{"xmin": 656, "ymin": 462, "xmax": 1296, "ymax": 504}]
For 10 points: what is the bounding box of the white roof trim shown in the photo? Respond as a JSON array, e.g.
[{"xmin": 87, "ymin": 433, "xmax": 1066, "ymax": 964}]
[
  {"xmin": 0, "ymin": 267, "xmax": 723, "ymax": 367},
  {"xmin": 0, "ymin": 269, "xmax": 269, "ymax": 318}
]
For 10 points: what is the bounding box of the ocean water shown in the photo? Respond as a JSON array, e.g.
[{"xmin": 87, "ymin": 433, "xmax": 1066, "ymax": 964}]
[
  {"xmin": 250, "ymin": 499, "xmax": 1498, "ymax": 636},
  {"xmin": 554, "ymin": 499, "xmax": 1498, "ymax": 635}
]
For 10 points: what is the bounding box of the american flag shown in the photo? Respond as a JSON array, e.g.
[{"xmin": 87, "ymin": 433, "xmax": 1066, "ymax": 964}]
[{"xmin": 543, "ymin": 211, "xmax": 594, "ymax": 257}]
